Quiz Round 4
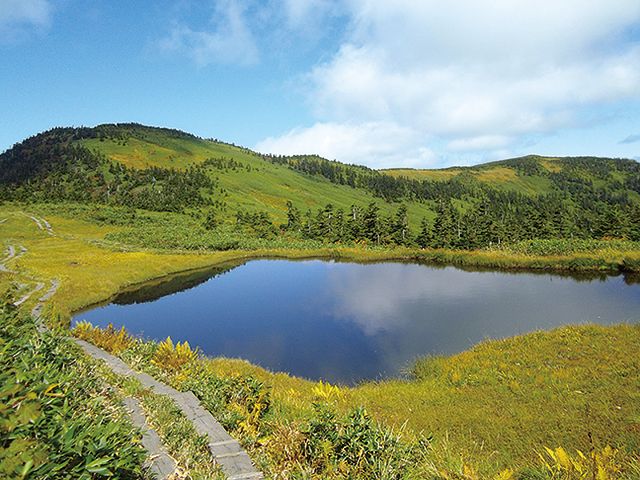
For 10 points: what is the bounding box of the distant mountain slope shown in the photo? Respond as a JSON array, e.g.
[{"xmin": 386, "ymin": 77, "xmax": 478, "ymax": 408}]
[
  {"xmin": 383, "ymin": 154, "xmax": 640, "ymax": 196},
  {"xmin": 1, "ymin": 123, "xmax": 639, "ymax": 247}
]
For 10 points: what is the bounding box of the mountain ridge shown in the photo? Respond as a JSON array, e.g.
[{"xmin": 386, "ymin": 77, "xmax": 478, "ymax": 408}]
[
  {"xmin": 3, "ymin": 123, "xmax": 637, "ymax": 172},
  {"xmin": 1, "ymin": 123, "xmax": 639, "ymax": 249}
]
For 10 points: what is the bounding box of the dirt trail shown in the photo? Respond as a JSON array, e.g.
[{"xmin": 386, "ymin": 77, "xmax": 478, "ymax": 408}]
[
  {"xmin": 23, "ymin": 213, "xmax": 55, "ymax": 235},
  {"xmin": 1, "ymin": 244, "xmax": 27, "ymax": 273},
  {"xmin": 31, "ymin": 280, "xmax": 60, "ymax": 325}
]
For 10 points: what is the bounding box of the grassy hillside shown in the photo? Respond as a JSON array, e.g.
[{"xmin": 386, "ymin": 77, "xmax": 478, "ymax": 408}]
[
  {"xmin": 3, "ymin": 124, "xmax": 639, "ymax": 242},
  {"xmin": 383, "ymin": 155, "xmax": 639, "ymax": 197},
  {"xmin": 80, "ymin": 126, "xmax": 433, "ymax": 225}
]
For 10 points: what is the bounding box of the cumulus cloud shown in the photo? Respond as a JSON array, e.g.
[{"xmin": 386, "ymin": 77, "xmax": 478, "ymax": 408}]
[
  {"xmin": 158, "ymin": 1, "xmax": 258, "ymax": 66},
  {"xmin": 311, "ymin": 44, "xmax": 640, "ymax": 136},
  {"xmin": 256, "ymin": 121, "xmax": 437, "ymax": 168},
  {"xmin": 257, "ymin": 0, "xmax": 640, "ymax": 167},
  {"xmin": 0, "ymin": 0, "xmax": 51, "ymax": 41},
  {"xmin": 326, "ymin": 265, "xmax": 507, "ymax": 335}
]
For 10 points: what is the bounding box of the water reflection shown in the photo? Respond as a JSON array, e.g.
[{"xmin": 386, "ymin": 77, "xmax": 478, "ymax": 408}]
[
  {"xmin": 111, "ymin": 263, "xmax": 241, "ymax": 305},
  {"xmin": 73, "ymin": 260, "xmax": 640, "ymax": 384}
]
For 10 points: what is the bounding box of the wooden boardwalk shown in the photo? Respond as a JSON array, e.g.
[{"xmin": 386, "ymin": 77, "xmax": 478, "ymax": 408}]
[{"xmin": 73, "ymin": 339, "xmax": 263, "ymax": 480}]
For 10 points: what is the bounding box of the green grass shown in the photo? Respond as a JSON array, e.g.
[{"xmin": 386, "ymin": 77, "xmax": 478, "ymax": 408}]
[
  {"xmin": 0, "ymin": 304, "xmax": 149, "ymax": 479},
  {"xmin": 82, "ymin": 135, "xmax": 258, "ymax": 170},
  {"xmin": 72, "ymin": 316, "xmax": 640, "ymax": 478},
  {"xmin": 83, "ymin": 134, "xmax": 437, "ymax": 227},
  {"xmin": 384, "ymin": 164, "xmax": 554, "ymax": 195},
  {"xmin": 355, "ymin": 324, "xmax": 640, "ymax": 470},
  {"xmin": 382, "ymin": 167, "xmax": 464, "ymax": 182}
]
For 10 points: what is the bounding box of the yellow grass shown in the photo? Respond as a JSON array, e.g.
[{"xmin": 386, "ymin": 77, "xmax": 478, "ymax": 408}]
[
  {"xmin": 382, "ymin": 168, "xmax": 463, "ymax": 181},
  {"xmin": 474, "ymin": 166, "xmax": 519, "ymax": 183},
  {"xmin": 3, "ymin": 204, "xmax": 636, "ymax": 477}
]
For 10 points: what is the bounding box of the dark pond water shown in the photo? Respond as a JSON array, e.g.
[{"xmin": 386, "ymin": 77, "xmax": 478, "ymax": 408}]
[{"xmin": 73, "ymin": 260, "xmax": 640, "ymax": 384}]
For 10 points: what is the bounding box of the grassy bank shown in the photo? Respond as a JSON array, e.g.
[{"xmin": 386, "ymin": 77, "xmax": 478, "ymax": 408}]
[
  {"xmin": 0, "ymin": 303, "xmax": 149, "ymax": 479},
  {"xmin": 72, "ymin": 320, "xmax": 640, "ymax": 478},
  {"xmin": 2, "ymin": 203, "xmax": 639, "ymax": 325},
  {"xmin": 2, "ymin": 204, "xmax": 640, "ymax": 477}
]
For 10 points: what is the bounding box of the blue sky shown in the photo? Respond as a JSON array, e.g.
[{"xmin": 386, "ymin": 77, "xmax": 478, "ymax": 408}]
[{"xmin": 1, "ymin": 0, "xmax": 640, "ymax": 168}]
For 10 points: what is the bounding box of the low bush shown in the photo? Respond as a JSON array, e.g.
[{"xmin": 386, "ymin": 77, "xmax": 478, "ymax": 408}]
[
  {"xmin": 151, "ymin": 336, "xmax": 198, "ymax": 374},
  {"xmin": 294, "ymin": 404, "xmax": 413, "ymax": 479},
  {"xmin": 73, "ymin": 321, "xmax": 132, "ymax": 354}
]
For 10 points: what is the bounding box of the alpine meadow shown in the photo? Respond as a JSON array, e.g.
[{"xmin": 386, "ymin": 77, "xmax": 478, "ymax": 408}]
[{"xmin": 2, "ymin": 1, "xmax": 640, "ymax": 480}]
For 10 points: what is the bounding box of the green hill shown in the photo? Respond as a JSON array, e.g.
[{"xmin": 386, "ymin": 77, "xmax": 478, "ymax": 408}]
[
  {"xmin": 1, "ymin": 123, "xmax": 639, "ymax": 252},
  {"xmin": 0, "ymin": 125, "xmax": 431, "ymax": 233},
  {"xmin": 383, "ymin": 154, "xmax": 639, "ymax": 196}
]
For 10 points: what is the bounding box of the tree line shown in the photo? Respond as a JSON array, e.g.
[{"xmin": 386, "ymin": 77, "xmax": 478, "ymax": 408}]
[{"xmin": 272, "ymin": 198, "xmax": 640, "ymax": 248}]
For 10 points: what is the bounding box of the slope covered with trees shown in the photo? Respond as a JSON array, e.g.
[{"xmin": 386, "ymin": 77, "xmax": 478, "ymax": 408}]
[{"xmin": 1, "ymin": 123, "xmax": 639, "ymax": 252}]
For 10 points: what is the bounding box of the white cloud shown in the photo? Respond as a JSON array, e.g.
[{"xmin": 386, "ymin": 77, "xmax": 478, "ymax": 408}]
[
  {"xmin": 283, "ymin": 0, "xmax": 336, "ymax": 28},
  {"xmin": 447, "ymin": 135, "xmax": 511, "ymax": 153},
  {"xmin": 327, "ymin": 265, "xmax": 505, "ymax": 335},
  {"xmin": 256, "ymin": 121, "xmax": 437, "ymax": 168},
  {"xmin": 0, "ymin": 0, "xmax": 51, "ymax": 41},
  {"xmin": 257, "ymin": 0, "xmax": 640, "ymax": 167},
  {"xmin": 158, "ymin": 1, "xmax": 258, "ymax": 66}
]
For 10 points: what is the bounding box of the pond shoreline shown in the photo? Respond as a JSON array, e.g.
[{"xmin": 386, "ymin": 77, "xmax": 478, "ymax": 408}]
[
  {"xmin": 67, "ymin": 246, "xmax": 640, "ymax": 321},
  {"xmin": 72, "ymin": 255, "xmax": 640, "ymax": 384}
]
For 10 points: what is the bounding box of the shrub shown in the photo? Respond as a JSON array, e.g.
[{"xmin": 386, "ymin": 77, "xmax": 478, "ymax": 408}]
[
  {"xmin": 151, "ymin": 336, "xmax": 198, "ymax": 374},
  {"xmin": 73, "ymin": 321, "xmax": 132, "ymax": 354},
  {"xmin": 298, "ymin": 404, "xmax": 413, "ymax": 479}
]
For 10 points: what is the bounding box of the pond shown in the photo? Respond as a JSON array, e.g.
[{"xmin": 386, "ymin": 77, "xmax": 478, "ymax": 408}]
[{"xmin": 73, "ymin": 260, "xmax": 640, "ymax": 384}]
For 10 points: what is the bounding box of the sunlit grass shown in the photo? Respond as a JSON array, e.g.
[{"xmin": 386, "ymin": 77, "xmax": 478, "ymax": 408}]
[
  {"xmin": 67, "ymin": 315, "xmax": 640, "ymax": 478},
  {"xmin": 2, "ymin": 203, "xmax": 639, "ymax": 324},
  {"xmin": 2, "ymin": 203, "xmax": 639, "ymax": 477}
]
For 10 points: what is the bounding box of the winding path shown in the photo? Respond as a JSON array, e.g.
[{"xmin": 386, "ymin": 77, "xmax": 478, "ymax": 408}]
[
  {"xmin": 0, "ymin": 245, "xmax": 15, "ymax": 272},
  {"xmin": 73, "ymin": 339, "xmax": 264, "ymax": 480},
  {"xmin": 31, "ymin": 279, "xmax": 60, "ymax": 328},
  {"xmin": 14, "ymin": 282, "xmax": 44, "ymax": 306},
  {"xmin": 0, "ymin": 245, "xmax": 25, "ymax": 272},
  {"xmin": 26, "ymin": 214, "xmax": 55, "ymax": 235}
]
